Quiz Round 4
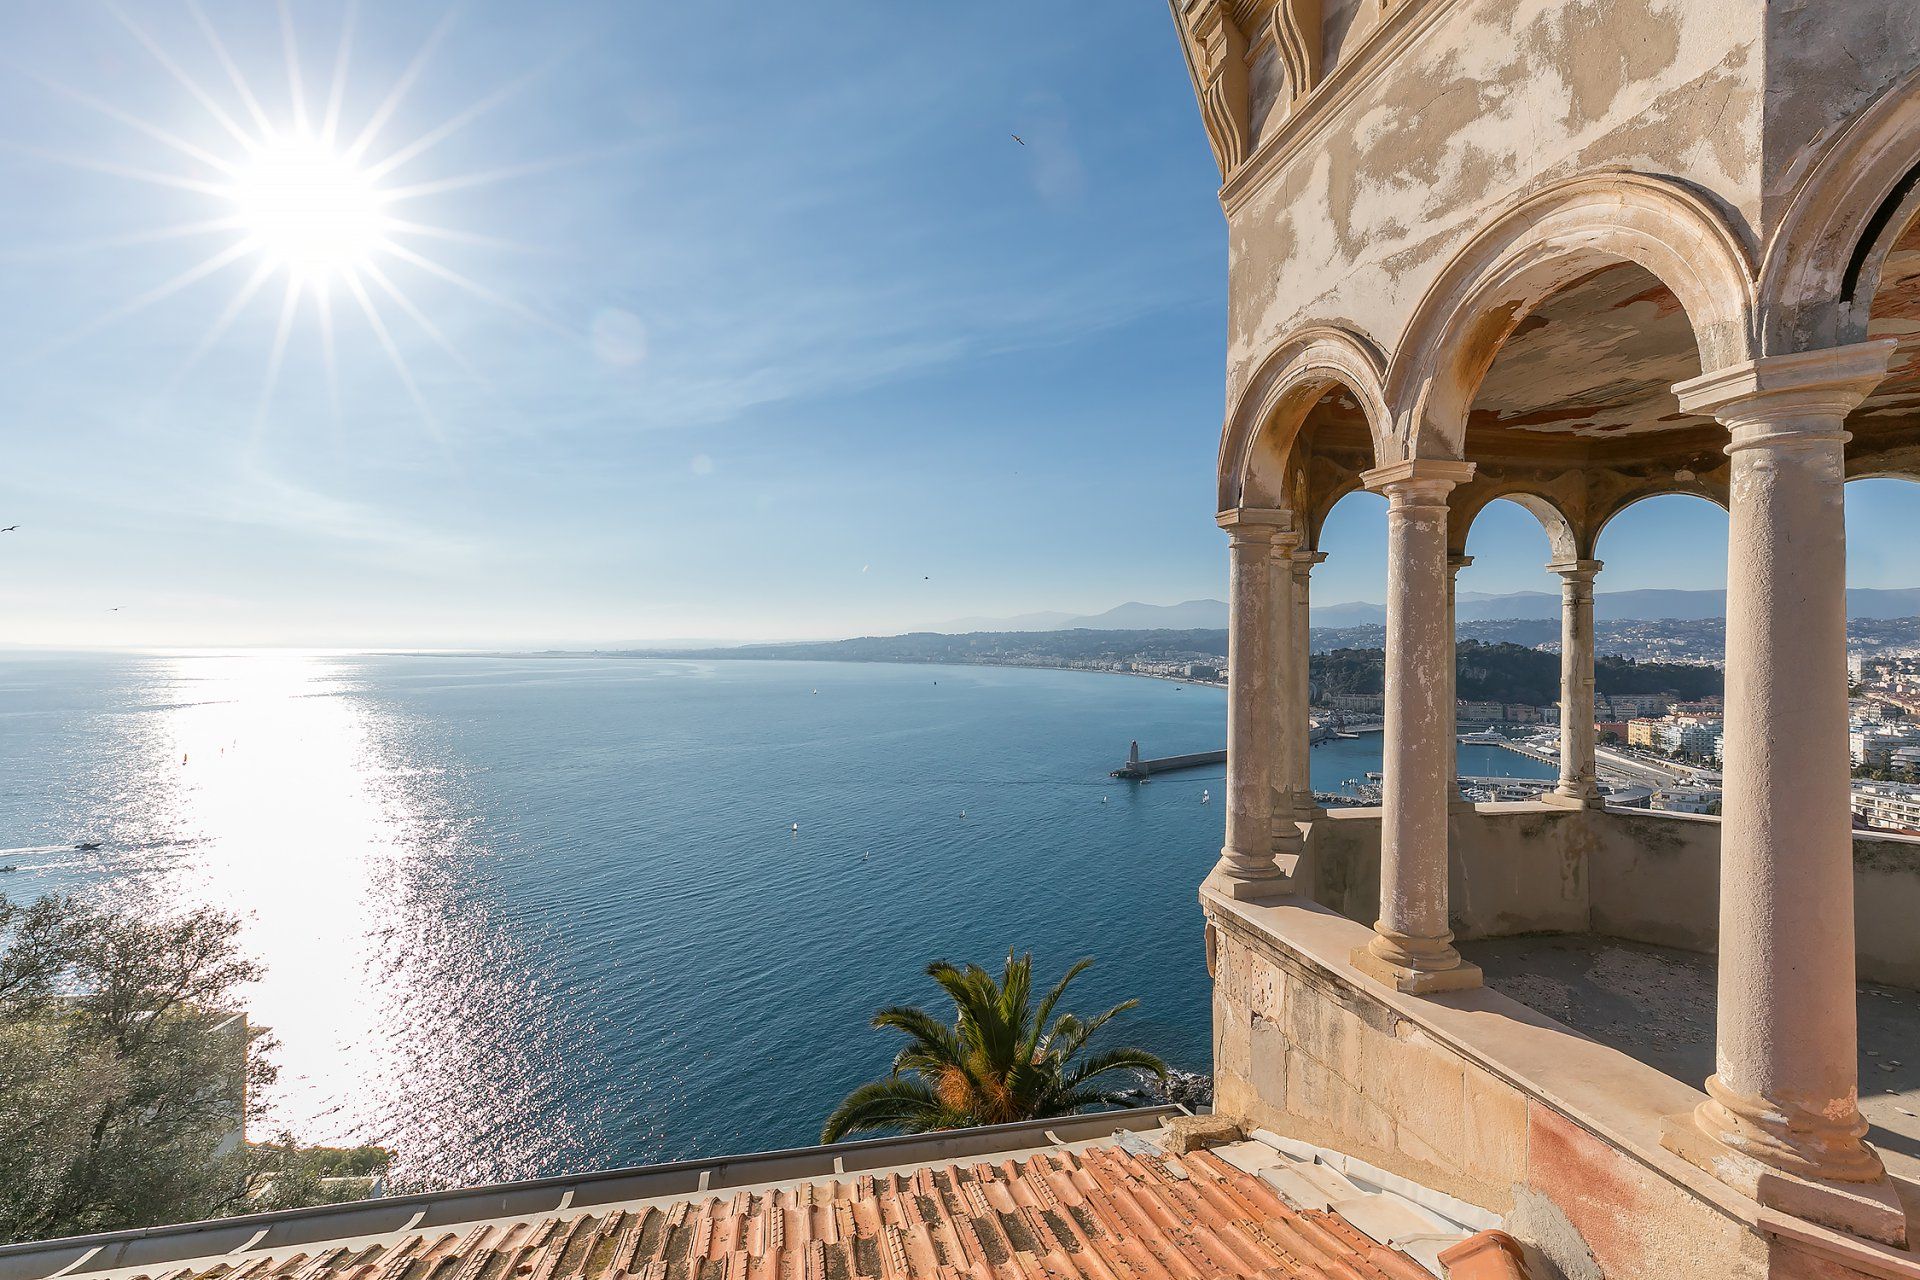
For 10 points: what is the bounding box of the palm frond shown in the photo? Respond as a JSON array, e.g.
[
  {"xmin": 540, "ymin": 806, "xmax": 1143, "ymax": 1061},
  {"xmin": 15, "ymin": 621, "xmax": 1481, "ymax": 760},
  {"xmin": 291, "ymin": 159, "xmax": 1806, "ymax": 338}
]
[
  {"xmin": 1025, "ymin": 957, "xmax": 1093, "ymax": 1057},
  {"xmin": 821, "ymin": 1077, "xmax": 954, "ymax": 1143},
  {"xmin": 1062, "ymin": 1047, "xmax": 1168, "ymax": 1093}
]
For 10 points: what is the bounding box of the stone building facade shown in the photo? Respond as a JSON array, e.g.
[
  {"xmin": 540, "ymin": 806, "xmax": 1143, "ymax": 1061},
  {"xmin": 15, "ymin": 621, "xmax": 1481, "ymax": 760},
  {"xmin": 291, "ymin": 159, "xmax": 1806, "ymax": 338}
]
[{"xmin": 1171, "ymin": 1, "xmax": 1920, "ymax": 1275}]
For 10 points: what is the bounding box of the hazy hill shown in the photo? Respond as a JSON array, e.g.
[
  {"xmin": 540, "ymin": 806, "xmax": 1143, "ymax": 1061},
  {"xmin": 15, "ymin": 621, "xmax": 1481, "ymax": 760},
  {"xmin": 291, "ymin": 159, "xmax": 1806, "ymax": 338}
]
[{"xmin": 953, "ymin": 588, "xmax": 1920, "ymax": 632}]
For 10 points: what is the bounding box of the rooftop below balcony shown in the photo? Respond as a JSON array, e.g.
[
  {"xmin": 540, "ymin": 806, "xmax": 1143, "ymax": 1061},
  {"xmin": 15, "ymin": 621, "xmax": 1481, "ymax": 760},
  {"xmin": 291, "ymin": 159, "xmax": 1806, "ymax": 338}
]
[{"xmin": 0, "ymin": 1109, "xmax": 1520, "ymax": 1280}]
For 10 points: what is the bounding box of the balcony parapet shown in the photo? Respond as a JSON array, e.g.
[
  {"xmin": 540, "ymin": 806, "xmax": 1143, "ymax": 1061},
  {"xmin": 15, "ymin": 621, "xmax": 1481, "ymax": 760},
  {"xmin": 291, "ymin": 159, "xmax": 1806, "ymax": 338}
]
[{"xmin": 1199, "ymin": 889, "xmax": 1920, "ymax": 1279}]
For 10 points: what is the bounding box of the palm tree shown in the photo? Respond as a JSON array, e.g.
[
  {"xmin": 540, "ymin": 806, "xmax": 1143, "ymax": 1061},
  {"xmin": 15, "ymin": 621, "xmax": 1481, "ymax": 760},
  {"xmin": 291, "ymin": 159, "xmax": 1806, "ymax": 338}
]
[{"xmin": 822, "ymin": 952, "xmax": 1167, "ymax": 1142}]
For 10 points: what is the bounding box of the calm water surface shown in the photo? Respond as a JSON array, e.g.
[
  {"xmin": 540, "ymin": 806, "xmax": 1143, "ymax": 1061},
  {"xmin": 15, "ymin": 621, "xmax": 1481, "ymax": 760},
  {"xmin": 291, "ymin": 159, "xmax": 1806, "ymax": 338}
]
[{"xmin": 0, "ymin": 652, "xmax": 1548, "ymax": 1188}]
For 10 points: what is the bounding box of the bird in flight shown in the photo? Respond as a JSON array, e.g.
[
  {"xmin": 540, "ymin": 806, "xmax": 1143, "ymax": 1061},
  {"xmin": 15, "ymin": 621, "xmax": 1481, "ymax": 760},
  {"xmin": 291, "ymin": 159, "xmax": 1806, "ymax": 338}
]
[
  {"xmin": 0, "ymin": 525, "xmax": 17, "ymax": 533},
  {"xmin": 107, "ymin": 606, "xmax": 124, "ymax": 612},
  {"xmin": 1011, "ymin": 134, "xmax": 1025, "ymax": 146}
]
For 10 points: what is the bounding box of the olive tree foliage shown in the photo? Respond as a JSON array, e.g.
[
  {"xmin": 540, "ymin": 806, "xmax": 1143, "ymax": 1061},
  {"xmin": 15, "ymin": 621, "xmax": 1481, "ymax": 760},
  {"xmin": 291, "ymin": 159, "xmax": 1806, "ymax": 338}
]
[{"xmin": 0, "ymin": 894, "xmax": 376, "ymax": 1245}]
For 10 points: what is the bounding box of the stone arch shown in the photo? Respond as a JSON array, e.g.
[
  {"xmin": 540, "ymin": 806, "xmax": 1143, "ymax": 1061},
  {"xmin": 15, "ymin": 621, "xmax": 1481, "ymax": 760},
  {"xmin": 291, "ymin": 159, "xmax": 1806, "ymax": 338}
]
[
  {"xmin": 1218, "ymin": 325, "xmax": 1391, "ymax": 514},
  {"xmin": 1451, "ymin": 489, "xmax": 1580, "ymax": 565},
  {"xmin": 1847, "ymin": 457, "xmax": 1920, "ymax": 483},
  {"xmin": 1384, "ymin": 172, "xmax": 1756, "ymax": 463},
  {"xmin": 1588, "ymin": 486, "xmax": 1729, "ymax": 560},
  {"xmin": 1761, "ymin": 64, "xmax": 1920, "ymax": 353}
]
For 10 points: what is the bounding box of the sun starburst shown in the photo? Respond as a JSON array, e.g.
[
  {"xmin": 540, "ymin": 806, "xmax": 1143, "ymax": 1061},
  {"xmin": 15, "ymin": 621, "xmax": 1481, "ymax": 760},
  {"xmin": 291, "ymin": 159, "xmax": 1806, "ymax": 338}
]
[{"xmin": 15, "ymin": 0, "xmax": 564, "ymax": 429}]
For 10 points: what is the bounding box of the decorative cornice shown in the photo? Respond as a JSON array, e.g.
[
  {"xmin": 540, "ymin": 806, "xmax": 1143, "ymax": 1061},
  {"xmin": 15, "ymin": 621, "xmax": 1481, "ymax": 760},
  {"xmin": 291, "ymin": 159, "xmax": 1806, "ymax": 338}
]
[
  {"xmin": 1218, "ymin": 0, "xmax": 1469, "ymax": 218},
  {"xmin": 1271, "ymin": 0, "xmax": 1323, "ymax": 109},
  {"xmin": 1184, "ymin": 0, "xmax": 1254, "ymax": 178}
]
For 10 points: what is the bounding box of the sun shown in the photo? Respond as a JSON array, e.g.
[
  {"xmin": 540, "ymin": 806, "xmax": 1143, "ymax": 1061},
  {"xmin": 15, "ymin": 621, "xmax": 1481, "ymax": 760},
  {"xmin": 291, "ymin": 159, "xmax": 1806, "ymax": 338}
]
[
  {"xmin": 228, "ymin": 134, "xmax": 391, "ymax": 279},
  {"xmin": 19, "ymin": 4, "xmax": 564, "ymax": 429}
]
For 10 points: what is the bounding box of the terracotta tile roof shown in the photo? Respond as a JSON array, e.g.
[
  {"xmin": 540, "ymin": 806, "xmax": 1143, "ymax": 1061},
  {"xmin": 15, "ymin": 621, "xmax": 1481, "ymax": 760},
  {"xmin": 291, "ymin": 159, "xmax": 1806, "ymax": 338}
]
[{"xmin": 113, "ymin": 1142, "xmax": 1443, "ymax": 1280}]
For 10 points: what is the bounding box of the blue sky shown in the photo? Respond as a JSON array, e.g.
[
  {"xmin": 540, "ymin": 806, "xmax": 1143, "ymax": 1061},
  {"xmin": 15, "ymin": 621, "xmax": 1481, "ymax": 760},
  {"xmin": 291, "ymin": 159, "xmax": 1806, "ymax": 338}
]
[{"xmin": 0, "ymin": 2, "xmax": 1913, "ymax": 647}]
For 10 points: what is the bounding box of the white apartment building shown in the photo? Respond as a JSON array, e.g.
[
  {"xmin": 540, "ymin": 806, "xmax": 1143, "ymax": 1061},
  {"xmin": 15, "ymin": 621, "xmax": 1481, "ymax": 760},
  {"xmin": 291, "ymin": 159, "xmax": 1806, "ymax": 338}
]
[
  {"xmin": 1851, "ymin": 782, "xmax": 1920, "ymax": 834},
  {"xmin": 1849, "ymin": 723, "xmax": 1920, "ymax": 767}
]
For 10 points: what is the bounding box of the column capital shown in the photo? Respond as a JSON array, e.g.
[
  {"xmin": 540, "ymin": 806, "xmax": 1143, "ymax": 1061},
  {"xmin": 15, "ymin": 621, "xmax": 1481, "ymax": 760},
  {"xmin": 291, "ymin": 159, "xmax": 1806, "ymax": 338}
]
[
  {"xmin": 1216, "ymin": 506, "xmax": 1292, "ymax": 537},
  {"xmin": 1673, "ymin": 341, "xmax": 1894, "ymax": 436},
  {"xmin": 1360, "ymin": 458, "xmax": 1475, "ymax": 500},
  {"xmin": 1290, "ymin": 547, "xmax": 1328, "ymax": 569},
  {"xmin": 1446, "ymin": 552, "xmax": 1474, "ymax": 575},
  {"xmin": 1546, "ymin": 558, "xmax": 1602, "ymax": 584}
]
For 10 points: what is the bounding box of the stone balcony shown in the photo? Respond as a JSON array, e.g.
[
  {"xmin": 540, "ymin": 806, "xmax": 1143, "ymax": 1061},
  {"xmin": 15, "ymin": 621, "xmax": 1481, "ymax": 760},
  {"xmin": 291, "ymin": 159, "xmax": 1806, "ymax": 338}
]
[{"xmin": 1201, "ymin": 806, "xmax": 1920, "ymax": 1280}]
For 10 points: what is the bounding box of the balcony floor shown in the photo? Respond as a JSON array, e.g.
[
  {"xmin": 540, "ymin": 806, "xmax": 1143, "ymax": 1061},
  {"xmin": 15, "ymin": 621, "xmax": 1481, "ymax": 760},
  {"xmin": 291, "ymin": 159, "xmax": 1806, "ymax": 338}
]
[{"xmin": 1459, "ymin": 933, "xmax": 1920, "ymax": 1182}]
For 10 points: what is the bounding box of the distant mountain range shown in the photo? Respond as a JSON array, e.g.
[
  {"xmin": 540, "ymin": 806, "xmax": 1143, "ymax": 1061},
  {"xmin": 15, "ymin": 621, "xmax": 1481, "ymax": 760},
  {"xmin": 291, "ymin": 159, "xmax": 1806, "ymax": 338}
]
[
  {"xmin": 943, "ymin": 599, "xmax": 1234, "ymax": 632},
  {"xmin": 948, "ymin": 588, "xmax": 1920, "ymax": 632}
]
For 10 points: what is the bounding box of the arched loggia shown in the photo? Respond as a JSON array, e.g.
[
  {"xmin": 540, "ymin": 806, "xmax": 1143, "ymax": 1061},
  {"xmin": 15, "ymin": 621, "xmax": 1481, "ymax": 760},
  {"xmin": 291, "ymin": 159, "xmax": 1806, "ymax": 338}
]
[{"xmin": 1384, "ymin": 173, "xmax": 1755, "ymax": 464}]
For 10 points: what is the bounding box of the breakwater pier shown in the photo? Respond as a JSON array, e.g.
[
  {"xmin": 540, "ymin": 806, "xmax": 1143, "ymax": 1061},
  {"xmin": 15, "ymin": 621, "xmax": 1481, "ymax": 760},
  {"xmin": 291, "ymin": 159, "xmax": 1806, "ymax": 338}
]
[{"xmin": 1110, "ymin": 740, "xmax": 1226, "ymax": 779}]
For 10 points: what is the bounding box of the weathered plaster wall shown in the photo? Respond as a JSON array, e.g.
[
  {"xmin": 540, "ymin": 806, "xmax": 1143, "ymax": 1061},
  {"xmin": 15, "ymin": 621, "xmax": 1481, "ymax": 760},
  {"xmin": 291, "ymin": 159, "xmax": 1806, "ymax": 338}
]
[
  {"xmin": 1761, "ymin": 0, "xmax": 1920, "ymax": 223},
  {"xmin": 1591, "ymin": 809, "xmax": 1920, "ymax": 989},
  {"xmin": 1224, "ymin": 0, "xmax": 1764, "ymax": 407},
  {"xmin": 1309, "ymin": 802, "xmax": 1591, "ymax": 937},
  {"xmin": 1308, "ymin": 806, "xmax": 1920, "ymax": 987}
]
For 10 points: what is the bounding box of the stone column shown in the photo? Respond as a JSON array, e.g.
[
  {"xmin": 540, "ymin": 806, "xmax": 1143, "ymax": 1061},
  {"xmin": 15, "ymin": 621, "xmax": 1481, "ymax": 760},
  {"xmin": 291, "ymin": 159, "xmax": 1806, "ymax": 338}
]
[
  {"xmin": 1350, "ymin": 460, "xmax": 1481, "ymax": 994},
  {"xmin": 1446, "ymin": 553, "xmax": 1472, "ymax": 810},
  {"xmin": 1269, "ymin": 531, "xmax": 1305, "ymax": 862},
  {"xmin": 1660, "ymin": 342, "xmax": 1903, "ymax": 1246},
  {"xmin": 1212, "ymin": 508, "xmax": 1292, "ymax": 900},
  {"xmin": 1290, "ymin": 549, "xmax": 1328, "ymax": 819},
  {"xmin": 1545, "ymin": 559, "xmax": 1603, "ymax": 808}
]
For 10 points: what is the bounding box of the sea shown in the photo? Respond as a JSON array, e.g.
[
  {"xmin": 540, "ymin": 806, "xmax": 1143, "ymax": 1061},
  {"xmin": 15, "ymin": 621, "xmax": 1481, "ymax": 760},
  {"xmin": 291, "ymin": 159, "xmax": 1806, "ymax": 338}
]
[{"xmin": 0, "ymin": 651, "xmax": 1553, "ymax": 1189}]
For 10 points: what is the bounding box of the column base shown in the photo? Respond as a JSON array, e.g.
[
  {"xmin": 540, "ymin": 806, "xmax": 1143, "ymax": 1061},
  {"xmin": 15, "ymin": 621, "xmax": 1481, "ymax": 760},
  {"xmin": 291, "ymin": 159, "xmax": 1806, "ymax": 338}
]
[
  {"xmin": 1539, "ymin": 788, "xmax": 1607, "ymax": 810},
  {"xmin": 1348, "ymin": 942, "xmax": 1483, "ymax": 994},
  {"xmin": 1661, "ymin": 1109, "xmax": 1908, "ymax": 1247},
  {"xmin": 1205, "ymin": 857, "xmax": 1299, "ymax": 902}
]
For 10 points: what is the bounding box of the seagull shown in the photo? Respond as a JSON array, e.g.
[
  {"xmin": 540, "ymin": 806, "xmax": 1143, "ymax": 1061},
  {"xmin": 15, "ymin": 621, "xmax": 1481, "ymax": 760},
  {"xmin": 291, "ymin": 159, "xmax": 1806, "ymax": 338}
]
[
  {"xmin": 1011, "ymin": 134, "xmax": 1025, "ymax": 146},
  {"xmin": 0, "ymin": 525, "xmax": 17, "ymax": 533},
  {"xmin": 107, "ymin": 606, "xmax": 124, "ymax": 612}
]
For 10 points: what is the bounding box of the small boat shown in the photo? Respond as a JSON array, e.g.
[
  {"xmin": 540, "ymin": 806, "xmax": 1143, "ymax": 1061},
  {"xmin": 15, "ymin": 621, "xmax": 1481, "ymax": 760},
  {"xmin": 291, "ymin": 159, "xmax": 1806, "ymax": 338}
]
[
  {"xmin": 1201, "ymin": 789, "xmax": 1210, "ymax": 803},
  {"xmin": 0, "ymin": 865, "xmax": 15, "ymax": 873},
  {"xmin": 790, "ymin": 823, "xmax": 799, "ymax": 833},
  {"xmin": 1101, "ymin": 795, "xmax": 1108, "ymax": 804},
  {"xmin": 74, "ymin": 841, "xmax": 102, "ymax": 851}
]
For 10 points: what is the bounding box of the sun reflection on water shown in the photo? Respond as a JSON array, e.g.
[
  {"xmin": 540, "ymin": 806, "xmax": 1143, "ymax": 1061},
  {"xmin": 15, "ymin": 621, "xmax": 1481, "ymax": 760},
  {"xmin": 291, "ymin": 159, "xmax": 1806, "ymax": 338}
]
[{"xmin": 87, "ymin": 650, "xmax": 582, "ymax": 1186}]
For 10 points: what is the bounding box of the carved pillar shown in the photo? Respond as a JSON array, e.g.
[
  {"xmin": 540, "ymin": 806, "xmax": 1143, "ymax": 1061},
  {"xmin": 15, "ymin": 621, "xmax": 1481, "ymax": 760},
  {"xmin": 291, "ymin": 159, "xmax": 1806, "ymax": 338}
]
[
  {"xmin": 1350, "ymin": 460, "xmax": 1481, "ymax": 994},
  {"xmin": 1446, "ymin": 553, "xmax": 1472, "ymax": 810},
  {"xmin": 1660, "ymin": 343, "xmax": 1904, "ymax": 1247},
  {"xmin": 1269, "ymin": 531, "xmax": 1305, "ymax": 861},
  {"xmin": 1545, "ymin": 559, "xmax": 1604, "ymax": 808},
  {"xmin": 1291, "ymin": 548, "xmax": 1327, "ymax": 819},
  {"xmin": 1212, "ymin": 509, "xmax": 1292, "ymax": 899}
]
